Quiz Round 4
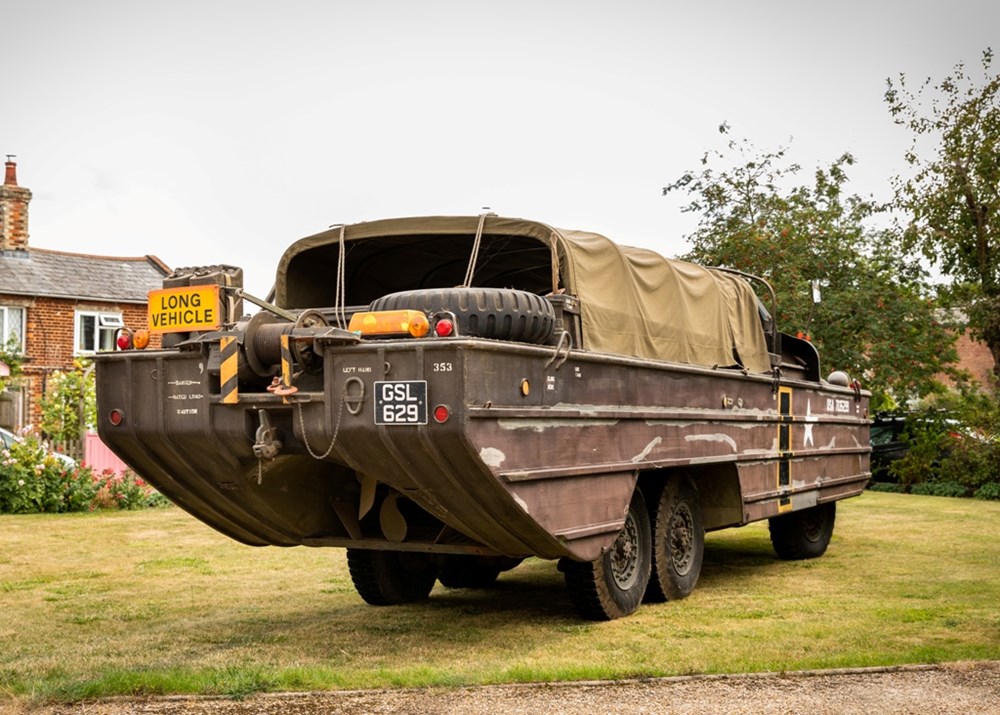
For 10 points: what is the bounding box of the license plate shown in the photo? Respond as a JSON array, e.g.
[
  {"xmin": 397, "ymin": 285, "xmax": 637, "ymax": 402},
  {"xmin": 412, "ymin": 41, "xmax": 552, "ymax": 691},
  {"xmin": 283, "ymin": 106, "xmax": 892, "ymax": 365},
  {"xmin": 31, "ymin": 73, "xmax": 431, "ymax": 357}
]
[
  {"xmin": 148, "ymin": 285, "xmax": 222, "ymax": 333},
  {"xmin": 374, "ymin": 381, "xmax": 428, "ymax": 425}
]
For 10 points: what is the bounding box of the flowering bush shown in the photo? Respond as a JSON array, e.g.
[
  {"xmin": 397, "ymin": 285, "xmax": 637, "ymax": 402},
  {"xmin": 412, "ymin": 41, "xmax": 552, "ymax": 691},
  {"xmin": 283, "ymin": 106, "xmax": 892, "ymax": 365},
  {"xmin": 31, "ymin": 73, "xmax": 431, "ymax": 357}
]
[
  {"xmin": 91, "ymin": 469, "xmax": 169, "ymax": 510},
  {"xmin": 0, "ymin": 434, "xmax": 168, "ymax": 514}
]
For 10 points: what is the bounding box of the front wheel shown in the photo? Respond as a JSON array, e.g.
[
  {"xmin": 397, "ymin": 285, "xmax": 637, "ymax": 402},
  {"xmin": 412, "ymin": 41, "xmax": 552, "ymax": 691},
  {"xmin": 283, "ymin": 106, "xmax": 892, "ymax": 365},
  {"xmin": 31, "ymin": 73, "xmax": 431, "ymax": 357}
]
[
  {"xmin": 561, "ymin": 490, "xmax": 652, "ymax": 620},
  {"xmin": 346, "ymin": 549, "xmax": 438, "ymax": 605},
  {"xmin": 768, "ymin": 502, "xmax": 837, "ymax": 560}
]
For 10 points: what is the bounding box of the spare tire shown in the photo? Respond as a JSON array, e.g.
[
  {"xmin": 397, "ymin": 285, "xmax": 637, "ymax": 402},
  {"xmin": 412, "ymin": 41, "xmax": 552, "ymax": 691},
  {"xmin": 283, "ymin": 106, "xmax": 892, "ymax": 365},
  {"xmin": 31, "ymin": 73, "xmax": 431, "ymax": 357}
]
[{"xmin": 370, "ymin": 287, "xmax": 556, "ymax": 344}]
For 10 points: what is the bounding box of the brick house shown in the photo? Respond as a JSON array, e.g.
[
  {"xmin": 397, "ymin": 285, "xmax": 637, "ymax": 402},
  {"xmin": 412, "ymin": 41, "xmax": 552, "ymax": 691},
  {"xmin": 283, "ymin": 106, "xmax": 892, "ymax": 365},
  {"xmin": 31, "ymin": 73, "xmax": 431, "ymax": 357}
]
[
  {"xmin": 948, "ymin": 320, "xmax": 996, "ymax": 393},
  {"xmin": 0, "ymin": 157, "xmax": 169, "ymax": 430}
]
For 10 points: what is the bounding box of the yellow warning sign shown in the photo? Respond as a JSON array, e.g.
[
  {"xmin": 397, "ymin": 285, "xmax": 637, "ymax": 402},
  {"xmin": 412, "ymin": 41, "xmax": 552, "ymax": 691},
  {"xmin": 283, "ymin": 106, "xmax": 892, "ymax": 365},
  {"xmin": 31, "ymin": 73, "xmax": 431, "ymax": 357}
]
[{"xmin": 148, "ymin": 285, "xmax": 221, "ymax": 333}]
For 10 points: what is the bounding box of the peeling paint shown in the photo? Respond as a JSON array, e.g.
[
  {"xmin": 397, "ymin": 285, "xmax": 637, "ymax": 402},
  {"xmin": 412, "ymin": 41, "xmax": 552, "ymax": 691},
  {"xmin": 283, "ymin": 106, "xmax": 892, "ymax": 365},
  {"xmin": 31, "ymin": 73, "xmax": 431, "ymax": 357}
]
[
  {"xmin": 631, "ymin": 436, "xmax": 663, "ymax": 463},
  {"xmin": 685, "ymin": 432, "xmax": 738, "ymax": 452},
  {"xmin": 511, "ymin": 491, "xmax": 530, "ymax": 514},
  {"xmin": 557, "ymin": 402, "xmax": 772, "ymax": 417},
  {"xmin": 480, "ymin": 447, "xmax": 506, "ymax": 467},
  {"xmin": 497, "ymin": 418, "xmax": 618, "ymax": 432}
]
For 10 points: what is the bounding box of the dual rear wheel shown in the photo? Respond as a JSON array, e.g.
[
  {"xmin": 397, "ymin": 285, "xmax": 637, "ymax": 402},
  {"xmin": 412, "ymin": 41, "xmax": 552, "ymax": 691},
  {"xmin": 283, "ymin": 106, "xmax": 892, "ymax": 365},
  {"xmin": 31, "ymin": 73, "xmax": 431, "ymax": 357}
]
[
  {"xmin": 561, "ymin": 477, "xmax": 706, "ymax": 620},
  {"xmin": 346, "ymin": 486, "xmax": 837, "ymax": 620}
]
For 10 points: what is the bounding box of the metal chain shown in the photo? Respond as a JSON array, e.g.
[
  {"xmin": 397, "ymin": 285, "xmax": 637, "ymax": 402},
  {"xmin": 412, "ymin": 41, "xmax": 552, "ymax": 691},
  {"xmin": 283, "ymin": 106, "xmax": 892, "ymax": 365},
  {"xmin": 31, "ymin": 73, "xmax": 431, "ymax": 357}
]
[
  {"xmin": 255, "ymin": 396, "xmax": 344, "ymax": 485},
  {"xmin": 297, "ymin": 394, "xmax": 344, "ymax": 460}
]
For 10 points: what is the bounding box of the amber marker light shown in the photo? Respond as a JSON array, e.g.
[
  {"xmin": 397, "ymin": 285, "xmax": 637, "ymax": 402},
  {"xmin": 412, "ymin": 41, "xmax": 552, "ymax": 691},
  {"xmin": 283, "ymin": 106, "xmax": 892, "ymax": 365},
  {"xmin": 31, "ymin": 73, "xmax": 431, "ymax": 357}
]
[
  {"xmin": 348, "ymin": 309, "xmax": 430, "ymax": 338},
  {"xmin": 133, "ymin": 329, "xmax": 151, "ymax": 349}
]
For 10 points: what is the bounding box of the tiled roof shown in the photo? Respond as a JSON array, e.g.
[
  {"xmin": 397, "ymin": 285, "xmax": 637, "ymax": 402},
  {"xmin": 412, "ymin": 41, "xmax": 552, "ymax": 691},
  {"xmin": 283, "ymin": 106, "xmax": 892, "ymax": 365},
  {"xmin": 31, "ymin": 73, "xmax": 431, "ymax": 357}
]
[{"xmin": 0, "ymin": 248, "xmax": 169, "ymax": 303}]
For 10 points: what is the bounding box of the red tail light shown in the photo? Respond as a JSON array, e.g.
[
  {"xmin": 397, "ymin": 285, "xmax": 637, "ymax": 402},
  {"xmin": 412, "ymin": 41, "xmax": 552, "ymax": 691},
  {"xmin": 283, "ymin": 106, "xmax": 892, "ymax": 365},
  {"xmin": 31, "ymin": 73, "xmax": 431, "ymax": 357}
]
[{"xmin": 434, "ymin": 318, "xmax": 454, "ymax": 337}]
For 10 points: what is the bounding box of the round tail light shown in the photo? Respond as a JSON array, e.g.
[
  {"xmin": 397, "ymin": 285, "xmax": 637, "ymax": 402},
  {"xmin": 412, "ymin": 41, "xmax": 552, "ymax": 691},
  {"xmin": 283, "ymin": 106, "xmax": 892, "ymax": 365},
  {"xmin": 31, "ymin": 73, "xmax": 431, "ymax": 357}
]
[{"xmin": 435, "ymin": 318, "xmax": 454, "ymax": 337}]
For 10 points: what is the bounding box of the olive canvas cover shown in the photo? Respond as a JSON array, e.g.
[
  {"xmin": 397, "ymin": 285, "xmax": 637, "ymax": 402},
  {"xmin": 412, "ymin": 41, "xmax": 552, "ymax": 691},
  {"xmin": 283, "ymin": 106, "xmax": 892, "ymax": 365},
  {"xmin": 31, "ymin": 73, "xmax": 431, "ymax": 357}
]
[{"xmin": 275, "ymin": 216, "xmax": 772, "ymax": 373}]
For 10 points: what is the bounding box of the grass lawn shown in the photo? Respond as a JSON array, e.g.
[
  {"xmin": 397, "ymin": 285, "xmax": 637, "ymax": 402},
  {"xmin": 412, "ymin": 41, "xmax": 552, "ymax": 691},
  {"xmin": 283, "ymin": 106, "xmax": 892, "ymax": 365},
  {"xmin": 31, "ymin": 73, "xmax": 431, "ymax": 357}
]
[{"xmin": 1, "ymin": 491, "xmax": 998, "ymax": 702}]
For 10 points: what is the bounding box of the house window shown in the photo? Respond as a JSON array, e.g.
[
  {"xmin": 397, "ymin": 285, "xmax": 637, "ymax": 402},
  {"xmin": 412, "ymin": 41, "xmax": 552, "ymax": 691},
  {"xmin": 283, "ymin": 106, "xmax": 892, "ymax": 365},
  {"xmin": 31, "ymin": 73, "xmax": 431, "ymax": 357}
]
[
  {"xmin": 0, "ymin": 306, "xmax": 25, "ymax": 349},
  {"xmin": 75, "ymin": 311, "xmax": 124, "ymax": 354}
]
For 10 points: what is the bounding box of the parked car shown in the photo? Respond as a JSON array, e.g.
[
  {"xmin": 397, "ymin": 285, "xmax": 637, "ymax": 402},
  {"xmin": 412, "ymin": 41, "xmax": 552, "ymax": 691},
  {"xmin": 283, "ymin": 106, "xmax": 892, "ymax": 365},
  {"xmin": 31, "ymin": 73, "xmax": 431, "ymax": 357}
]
[
  {"xmin": 869, "ymin": 414, "xmax": 909, "ymax": 481},
  {"xmin": 0, "ymin": 427, "xmax": 77, "ymax": 469},
  {"xmin": 869, "ymin": 412, "xmax": 978, "ymax": 482}
]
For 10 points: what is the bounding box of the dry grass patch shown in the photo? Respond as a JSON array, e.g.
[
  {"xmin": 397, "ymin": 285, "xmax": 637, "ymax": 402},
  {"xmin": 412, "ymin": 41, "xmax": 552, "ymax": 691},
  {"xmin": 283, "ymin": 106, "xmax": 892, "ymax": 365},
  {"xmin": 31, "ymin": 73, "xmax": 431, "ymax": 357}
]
[{"xmin": 1, "ymin": 492, "xmax": 998, "ymax": 702}]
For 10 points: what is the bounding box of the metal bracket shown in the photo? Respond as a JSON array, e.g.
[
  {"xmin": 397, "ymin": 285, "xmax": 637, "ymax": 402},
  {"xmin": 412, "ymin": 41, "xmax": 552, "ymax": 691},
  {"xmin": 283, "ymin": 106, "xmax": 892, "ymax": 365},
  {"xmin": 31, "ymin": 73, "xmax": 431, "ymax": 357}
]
[
  {"xmin": 252, "ymin": 409, "xmax": 283, "ymax": 460},
  {"xmin": 344, "ymin": 376, "xmax": 366, "ymax": 415}
]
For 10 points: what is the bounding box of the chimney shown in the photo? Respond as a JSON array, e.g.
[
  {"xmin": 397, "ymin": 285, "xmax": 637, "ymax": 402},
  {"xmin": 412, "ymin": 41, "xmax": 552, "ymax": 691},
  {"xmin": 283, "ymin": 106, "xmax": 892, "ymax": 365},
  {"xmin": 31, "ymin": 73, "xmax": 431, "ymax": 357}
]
[{"xmin": 0, "ymin": 155, "xmax": 32, "ymax": 252}]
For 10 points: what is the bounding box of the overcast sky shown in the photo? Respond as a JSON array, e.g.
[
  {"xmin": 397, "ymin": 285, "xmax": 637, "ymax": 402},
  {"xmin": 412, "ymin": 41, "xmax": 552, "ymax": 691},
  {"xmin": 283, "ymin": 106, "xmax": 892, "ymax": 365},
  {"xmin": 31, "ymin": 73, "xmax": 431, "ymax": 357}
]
[{"xmin": 3, "ymin": 1, "xmax": 997, "ymax": 296}]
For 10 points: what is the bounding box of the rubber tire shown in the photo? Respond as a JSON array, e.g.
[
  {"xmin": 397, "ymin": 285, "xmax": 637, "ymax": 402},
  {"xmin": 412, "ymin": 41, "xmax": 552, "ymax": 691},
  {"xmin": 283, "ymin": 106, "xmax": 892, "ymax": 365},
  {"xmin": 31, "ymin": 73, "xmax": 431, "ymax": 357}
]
[
  {"xmin": 369, "ymin": 287, "xmax": 556, "ymax": 344},
  {"xmin": 561, "ymin": 490, "xmax": 652, "ymax": 621},
  {"xmin": 768, "ymin": 502, "xmax": 837, "ymax": 560},
  {"xmin": 644, "ymin": 477, "xmax": 705, "ymax": 603},
  {"xmin": 436, "ymin": 555, "xmax": 523, "ymax": 589},
  {"xmin": 346, "ymin": 548, "xmax": 438, "ymax": 605}
]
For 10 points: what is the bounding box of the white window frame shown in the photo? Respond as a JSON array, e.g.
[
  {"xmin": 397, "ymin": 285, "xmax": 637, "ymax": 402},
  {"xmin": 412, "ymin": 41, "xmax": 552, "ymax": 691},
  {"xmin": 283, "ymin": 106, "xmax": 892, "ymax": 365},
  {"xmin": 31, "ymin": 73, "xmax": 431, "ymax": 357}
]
[
  {"xmin": 0, "ymin": 306, "xmax": 25, "ymax": 350},
  {"xmin": 74, "ymin": 310, "xmax": 125, "ymax": 354}
]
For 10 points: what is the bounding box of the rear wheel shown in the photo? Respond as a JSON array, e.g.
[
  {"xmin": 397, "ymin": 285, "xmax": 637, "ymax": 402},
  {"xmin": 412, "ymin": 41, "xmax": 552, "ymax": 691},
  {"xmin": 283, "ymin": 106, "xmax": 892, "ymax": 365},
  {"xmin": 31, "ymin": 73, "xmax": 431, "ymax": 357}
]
[
  {"xmin": 561, "ymin": 490, "xmax": 652, "ymax": 620},
  {"xmin": 346, "ymin": 548, "xmax": 438, "ymax": 605},
  {"xmin": 768, "ymin": 502, "xmax": 837, "ymax": 560},
  {"xmin": 369, "ymin": 287, "xmax": 556, "ymax": 344},
  {"xmin": 645, "ymin": 476, "xmax": 704, "ymax": 602}
]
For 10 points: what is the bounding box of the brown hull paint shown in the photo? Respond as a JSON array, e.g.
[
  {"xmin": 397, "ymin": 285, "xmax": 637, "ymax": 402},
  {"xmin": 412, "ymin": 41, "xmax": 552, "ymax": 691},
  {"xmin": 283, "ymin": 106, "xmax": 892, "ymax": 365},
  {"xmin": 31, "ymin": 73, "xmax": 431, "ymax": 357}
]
[{"xmin": 96, "ymin": 338, "xmax": 869, "ymax": 563}]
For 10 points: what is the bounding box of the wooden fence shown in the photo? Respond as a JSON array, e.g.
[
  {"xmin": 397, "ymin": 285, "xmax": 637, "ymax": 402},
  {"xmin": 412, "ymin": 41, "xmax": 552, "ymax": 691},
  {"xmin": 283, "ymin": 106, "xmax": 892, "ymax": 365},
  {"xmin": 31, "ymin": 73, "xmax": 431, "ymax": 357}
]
[{"xmin": 51, "ymin": 433, "xmax": 131, "ymax": 476}]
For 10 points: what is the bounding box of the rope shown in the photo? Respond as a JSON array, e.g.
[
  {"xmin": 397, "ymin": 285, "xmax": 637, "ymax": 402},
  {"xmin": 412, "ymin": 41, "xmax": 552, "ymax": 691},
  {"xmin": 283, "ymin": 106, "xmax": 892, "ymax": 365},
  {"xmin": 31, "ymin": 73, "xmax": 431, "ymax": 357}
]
[
  {"xmin": 462, "ymin": 213, "xmax": 490, "ymax": 287},
  {"xmin": 333, "ymin": 224, "xmax": 347, "ymax": 328}
]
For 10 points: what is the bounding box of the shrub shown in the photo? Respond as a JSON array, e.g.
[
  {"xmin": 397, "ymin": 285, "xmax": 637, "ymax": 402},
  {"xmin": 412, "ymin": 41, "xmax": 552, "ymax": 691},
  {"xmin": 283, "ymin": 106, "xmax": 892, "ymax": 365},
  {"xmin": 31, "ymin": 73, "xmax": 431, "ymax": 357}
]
[
  {"xmin": 974, "ymin": 482, "xmax": 1000, "ymax": 501},
  {"xmin": 0, "ymin": 443, "xmax": 45, "ymax": 514},
  {"xmin": 91, "ymin": 469, "xmax": 168, "ymax": 510},
  {"xmin": 910, "ymin": 481, "xmax": 969, "ymax": 498},
  {"xmin": 0, "ymin": 434, "xmax": 167, "ymax": 513},
  {"xmin": 886, "ymin": 391, "xmax": 1000, "ymax": 500}
]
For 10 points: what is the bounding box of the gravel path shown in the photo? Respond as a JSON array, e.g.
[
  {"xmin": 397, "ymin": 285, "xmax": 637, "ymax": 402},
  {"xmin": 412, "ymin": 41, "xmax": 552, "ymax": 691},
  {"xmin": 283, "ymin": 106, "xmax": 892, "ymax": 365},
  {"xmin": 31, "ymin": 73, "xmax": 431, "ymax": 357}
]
[{"xmin": 6, "ymin": 662, "xmax": 999, "ymax": 715}]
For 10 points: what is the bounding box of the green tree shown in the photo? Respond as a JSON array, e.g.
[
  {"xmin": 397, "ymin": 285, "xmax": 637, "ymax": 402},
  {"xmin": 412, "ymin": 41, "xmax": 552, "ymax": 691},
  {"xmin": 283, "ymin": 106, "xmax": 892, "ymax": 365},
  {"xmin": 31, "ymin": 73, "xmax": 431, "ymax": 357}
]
[
  {"xmin": 39, "ymin": 360, "xmax": 96, "ymax": 444},
  {"xmin": 885, "ymin": 48, "xmax": 1000, "ymax": 377},
  {"xmin": 664, "ymin": 132, "xmax": 959, "ymax": 407},
  {"xmin": 0, "ymin": 335, "xmax": 25, "ymax": 393}
]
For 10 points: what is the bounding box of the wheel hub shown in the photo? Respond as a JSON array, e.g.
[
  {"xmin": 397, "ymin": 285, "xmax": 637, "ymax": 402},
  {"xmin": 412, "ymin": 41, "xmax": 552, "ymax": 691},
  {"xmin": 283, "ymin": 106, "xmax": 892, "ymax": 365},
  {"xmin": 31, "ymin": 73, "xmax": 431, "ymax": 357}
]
[
  {"xmin": 610, "ymin": 511, "xmax": 641, "ymax": 590},
  {"xmin": 801, "ymin": 512, "xmax": 824, "ymax": 542},
  {"xmin": 670, "ymin": 502, "xmax": 695, "ymax": 576}
]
